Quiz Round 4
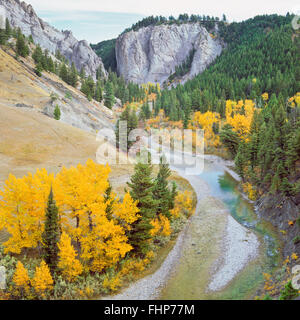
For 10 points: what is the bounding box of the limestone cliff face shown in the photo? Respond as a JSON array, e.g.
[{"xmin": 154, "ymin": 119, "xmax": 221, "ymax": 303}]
[
  {"xmin": 0, "ymin": 0, "xmax": 106, "ymax": 79},
  {"xmin": 116, "ymin": 23, "xmax": 223, "ymax": 85}
]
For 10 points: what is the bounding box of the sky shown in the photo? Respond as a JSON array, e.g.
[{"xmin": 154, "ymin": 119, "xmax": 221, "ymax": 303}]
[{"xmin": 25, "ymin": 0, "xmax": 300, "ymax": 43}]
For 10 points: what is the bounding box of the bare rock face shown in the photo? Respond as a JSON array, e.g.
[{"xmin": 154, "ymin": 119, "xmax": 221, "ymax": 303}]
[
  {"xmin": 0, "ymin": 0, "xmax": 106, "ymax": 79},
  {"xmin": 0, "ymin": 266, "xmax": 6, "ymax": 290},
  {"xmin": 116, "ymin": 23, "xmax": 223, "ymax": 85}
]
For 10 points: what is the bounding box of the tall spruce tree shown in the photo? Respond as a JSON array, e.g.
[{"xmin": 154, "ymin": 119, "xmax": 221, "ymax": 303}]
[
  {"xmin": 104, "ymin": 181, "xmax": 114, "ymax": 220},
  {"xmin": 127, "ymin": 159, "xmax": 157, "ymax": 256},
  {"xmin": 5, "ymin": 18, "xmax": 11, "ymax": 39},
  {"xmin": 104, "ymin": 81, "xmax": 115, "ymax": 109},
  {"xmin": 42, "ymin": 188, "xmax": 60, "ymax": 275},
  {"xmin": 16, "ymin": 28, "xmax": 29, "ymax": 57},
  {"xmin": 153, "ymin": 156, "xmax": 172, "ymax": 219}
]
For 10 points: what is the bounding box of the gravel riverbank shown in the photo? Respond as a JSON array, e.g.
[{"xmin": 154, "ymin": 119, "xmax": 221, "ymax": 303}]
[{"xmin": 102, "ymin": 153, "xmax": 260, "ymax": 300}]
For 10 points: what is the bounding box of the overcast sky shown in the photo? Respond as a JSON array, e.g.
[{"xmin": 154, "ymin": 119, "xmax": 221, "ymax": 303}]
[{"xmin": 25, "ymin": 0, "xmax": 300, "ymax": 43}]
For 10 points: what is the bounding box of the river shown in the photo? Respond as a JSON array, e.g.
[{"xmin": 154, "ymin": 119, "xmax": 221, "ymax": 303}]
[
  {"xmin": 104, "ymin": 147, "xmax": 281, "ymax": 300},
  {"xmin": 160, "ymin": 157, "xmax": 281, "ymax": 299}
]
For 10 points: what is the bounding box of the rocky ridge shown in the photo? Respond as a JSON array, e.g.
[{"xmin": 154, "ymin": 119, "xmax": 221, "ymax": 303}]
[
  {"xmin": 116, "ymin": 23, "xmax": 223, "ymax": 85},
  {"xmin": 0, "ymin": 0, "xmax": 106, "ymax": 79}
]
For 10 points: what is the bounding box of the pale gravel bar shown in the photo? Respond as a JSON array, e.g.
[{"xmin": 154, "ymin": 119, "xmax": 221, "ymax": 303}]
[{"xmin": 102, "ymin": 152, "xmax": 260, "ymax": 300}]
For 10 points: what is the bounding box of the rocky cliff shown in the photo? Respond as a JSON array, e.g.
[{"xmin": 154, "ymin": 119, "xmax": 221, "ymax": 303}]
[
  {"xmin": 256, "ymin": 193, "xmax": 300, "ymax": 258},
  {"xmin": 116, "ymin": 23, "xmax": 223, "ymax": 85},
  {"xmin": 0, "ymin": 0, "xmax": 106, "ymax": 79}
]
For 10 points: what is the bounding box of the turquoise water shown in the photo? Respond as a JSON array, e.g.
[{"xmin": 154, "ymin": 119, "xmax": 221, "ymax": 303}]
[
  {"xmin": 161, "ymin": 161, "xmax": 281, "ymax": 300},
  {"xmin": 197, "ymin": 166, "xmax": 281, "ymax": 299}
]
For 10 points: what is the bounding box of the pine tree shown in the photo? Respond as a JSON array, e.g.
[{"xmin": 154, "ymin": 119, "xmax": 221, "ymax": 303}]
[
  {"xmin": 34, "ymin": 62, "xmax": 43, "ymax": 77},
  {"xmin": 16, "ymin": 28, "xmax": 29, "ymax": 57},
  {"xmin": 104, "ymin": 81, "xmax": 115, "ymax": 108},
  {"xmin": 104, "ymin": 181, "xmax": 114, "ymax": 220},
  {"xmin": 235, "ymin": 141, "xmax": 247, "ymax": 181},
  {"xmin": 0, "ymin": 29, "xmax": 6, "ymax": 45},
  {"xmin": 5, "ymin": 18, "xmax": 11, "ymax": 39},
  {"xmin": 153, "ymin": 156, "xmax": 172, "ymax": 219},
  {"xmin": 79, "ymin": 67, "xmax": 86, "ymax": 79},
  {"xmin": 220, "ymin": 124, "xmax": 240, "ymax": 158},
  {"xmin": 127, "ymin": 159, "xmax": 157, "ymax": 256},
  {"xmin": 42, "ymin": 188, "xmax": 60, "ymax": 275},
  {"xmin": 59, "ymin": 63, "xmax": 68, "ymax": 83},
  {"xmin": 68, "ymin": 62, "xmax": 78, "ymax": 87},
  {"xmin": 54, "ymin": 105, "xmax": 61, "ymax": 120},
  {"xmin": 169, "ymin": 182, "xmax": 177, "ymax": 210}
]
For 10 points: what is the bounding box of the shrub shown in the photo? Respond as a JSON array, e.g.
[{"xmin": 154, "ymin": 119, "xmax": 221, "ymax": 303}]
[
  {"xmin": 54, "ymin": 105, "xmax": 61, "ymax": 120},
  {"xmin": 279, "ymin": 281, "xmax": 299, "ymax": 300},
  {"xmin": 293, "ymin": 236, "xmax": 300, "ymax": 245},
  {"xmin": 65, "ymin": 91, "xmax": 72, "ymax": 100},
  {"xmin": 50, "ymin": 92, "xmax": 58, "ymax": 102}
]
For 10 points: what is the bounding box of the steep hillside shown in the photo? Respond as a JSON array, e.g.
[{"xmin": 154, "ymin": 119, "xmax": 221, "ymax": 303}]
[
  {"xmin": 0, "ymin": 0, "xmax": 106, "ymax": 79},
  {"xmin": 0, "ymin": 47, "xmax": 115, "ymax": 132},
  {"xmin": 153, "ymin": 15, "xmax": 299, "ymax": 120}
]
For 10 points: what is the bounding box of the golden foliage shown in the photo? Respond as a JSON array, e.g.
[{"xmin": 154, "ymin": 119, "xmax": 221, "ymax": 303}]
[
  {"xmin": 57, "ymin": 232, "xmax": 83, "ymax": 281},
  {"xmin": 191, "ymin": 111, "xmax": 221, "ymax": 148},
  {"xmin": 112, "ymin": 192, "xmax": 140, "ymax": 227},
  {"xmin": 288, "ymin": 92, "xmax": 300, "ymax": 107},
  {"xmin": 0, "ymin": 159, "xmax": 141, "ymax": 275},
  {"xmin": 242, "ymin": 182, "xmax": 257, "ymax": 201},
  {"xmin": 103, "ymin": 273, "xmax": 123, "ymax": 292},
  {"xmin": 0, "ymin": 169, "xmax": 54, "ymax": 253},
  {"xmin": 261, "ymin": 92, "xmax": 269, "ymax": 101},
  {"xmin": 150, "ymin": 214, "xmax": 171, "ymax": 237},
  {"xmin": 170, "ymin": 191, "xmax": 194, "ymax": 218},
  {"xmin": 225, "ymin": 99, "xmax": 256, "ymax": 141},
  {"xmin": 31, "ymin": 261, "xmax": 54, "ymax": 296},
  {"xmin": 13, "ymin": 261, "xmax": 30, "ymax": 290}
]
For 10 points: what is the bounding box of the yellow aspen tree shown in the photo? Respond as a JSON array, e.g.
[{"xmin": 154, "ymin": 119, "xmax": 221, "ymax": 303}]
[
  {"xmin": 112, "ymin": 193, "xmax": 140, "ymax": 228},
  {"xmin": 192, "ymin": 111, "xmax": 221, "ymax": 148},
  {"xmin": 54, "ymin": 159, "xmax": 110, "ymax": 241},
  {"xmin": 31, "ymin": 261, "xmax": 54, "ymax": 297},
  {"xmin": 150, "ymin": 214, "xmax": 171, "ymax": 237},
  {"xmin": 80, "ymin": 215, "xmax": 133, "ymax": 272},
  {"xmin": 13, "ymin": 261, "xmax": 30, "ymax": 293},
  {"xmin": 171, "ymin": 191, "xmax": 194, "ymax": 218},
  {"xmin": 0, "ymin": 169, "xmax": 54, "ymax": 253},
  {"xmin": 57, "ymin": 232, "xmax": 83, "ymax": 281}
]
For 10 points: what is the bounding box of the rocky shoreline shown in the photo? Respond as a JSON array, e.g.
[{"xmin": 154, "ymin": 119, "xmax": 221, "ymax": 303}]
[{"xmin": 102, "ymin": 154, "xmax": 260, "ymax": 300}]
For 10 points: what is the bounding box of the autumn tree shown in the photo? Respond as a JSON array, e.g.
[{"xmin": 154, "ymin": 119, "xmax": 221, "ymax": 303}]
[
  {"xmin": 54, "ymin": 159, "xmax": 139, "ymax": 273},
  {"xmin": 57, "ymin": 232, "xmax": 83, "ymax": 281},
  {"xmin": 0, "ymin": 169, "xmax": 54, "ymax": 254},
  {"xmin": 13, "ymin": 261, "xmax": 30, "ymax": 297},
  {"xmin": 31, "ymin": 261, "xmax": 54, "ymax": 297}
]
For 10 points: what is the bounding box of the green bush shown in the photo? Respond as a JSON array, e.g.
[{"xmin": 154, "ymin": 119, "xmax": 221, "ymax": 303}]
[
  {"xmin": 65, "ymin": 91, "xmax": 72, "ymax": 100},
  {"xmin": 54, "ymin": 105, "xmax": 61, "ymax": 120},
  {"xmin": 279, "ymin": 281, "xmax": 299, "ymax": 300},
  {"xmin": 50, "ymin": 92, "xmax": 58, "ymax": 102},
  {"xmin": 293, "ymin": 236, "xmax": 300, "ymax": 244}
]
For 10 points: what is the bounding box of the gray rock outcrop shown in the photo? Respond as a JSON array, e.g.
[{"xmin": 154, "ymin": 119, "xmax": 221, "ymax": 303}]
[
  {"xmin": 0, "ymin": 266, "xmax": 6, "ymax": 290},
  {"xmin": 0, "ymin": 0, "xmax": 106, "ymax": 79},
  {"xmin": 116, "ymin": 23, "xmax": 223, "ymax": 85}
]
